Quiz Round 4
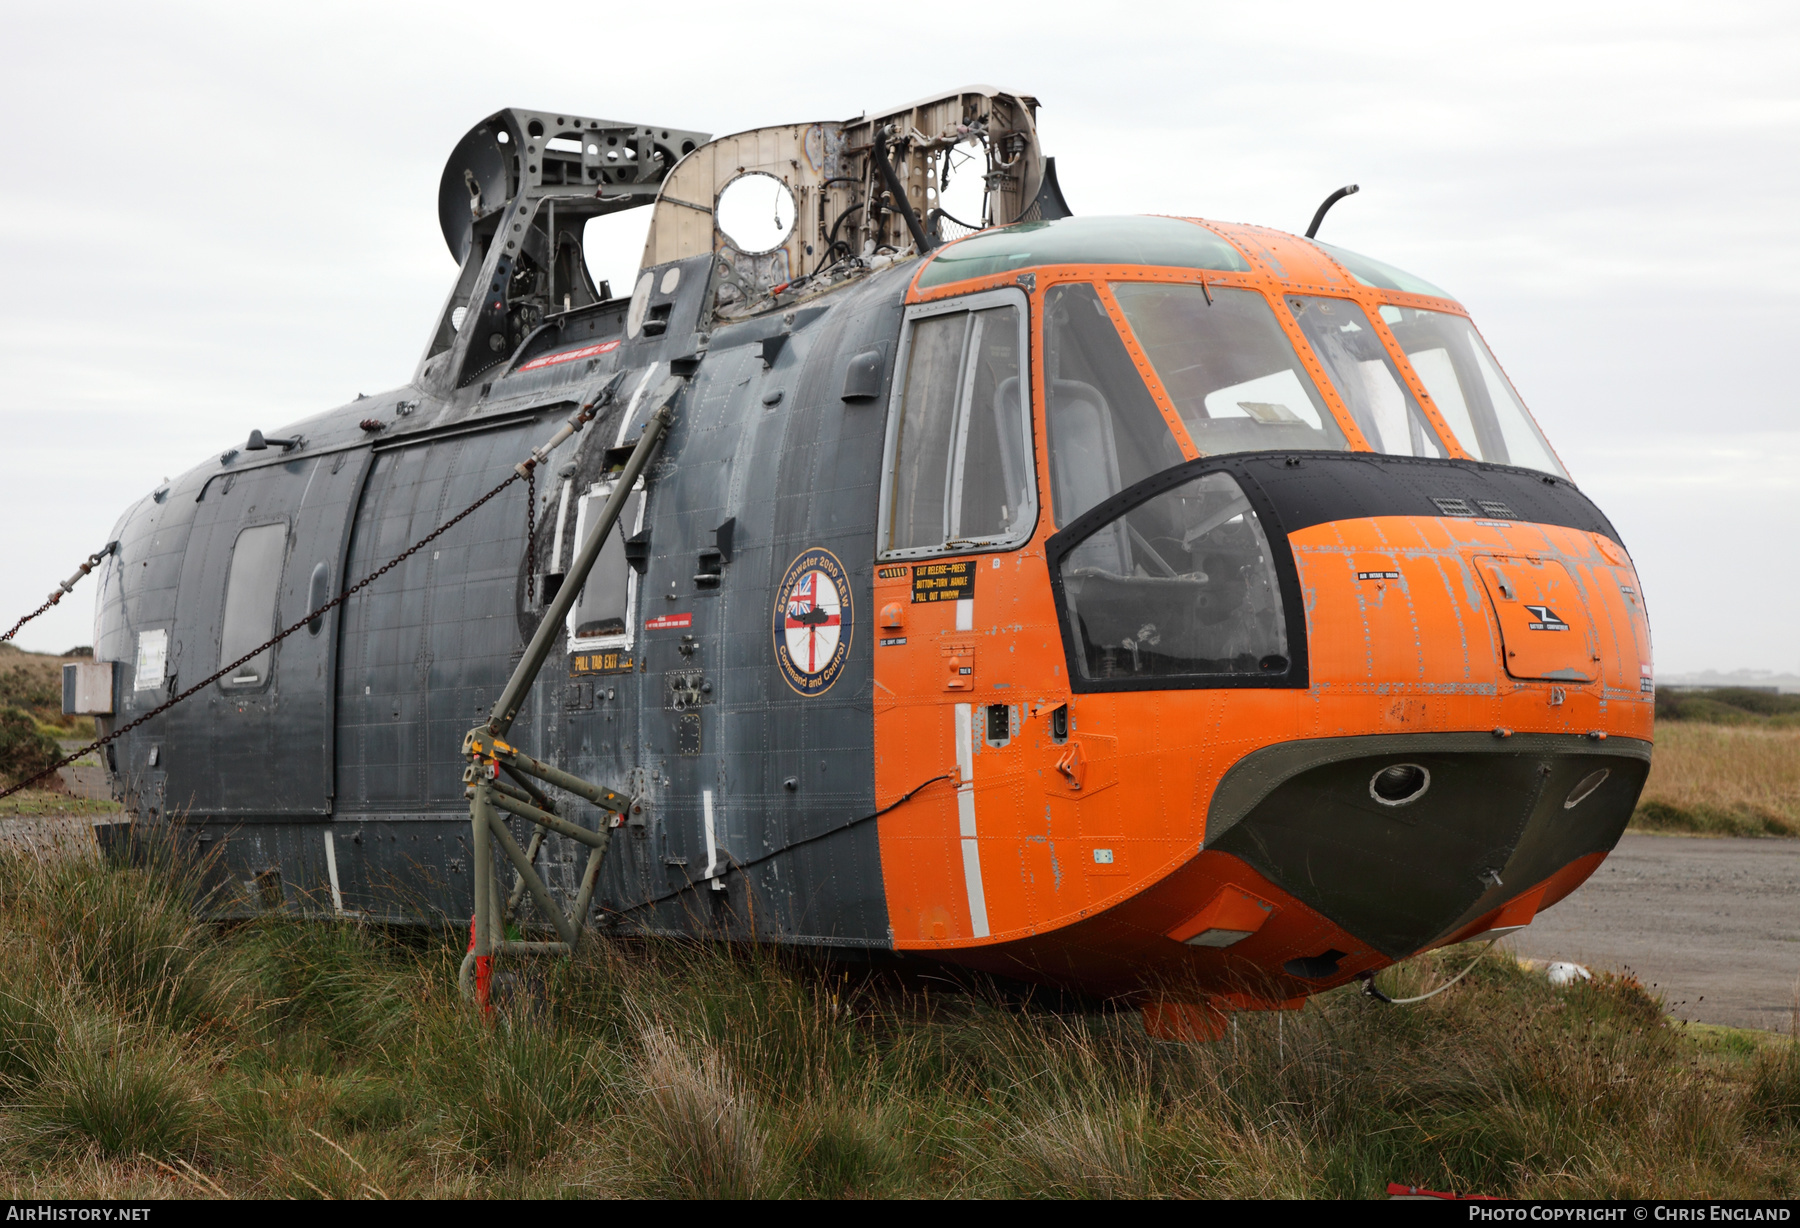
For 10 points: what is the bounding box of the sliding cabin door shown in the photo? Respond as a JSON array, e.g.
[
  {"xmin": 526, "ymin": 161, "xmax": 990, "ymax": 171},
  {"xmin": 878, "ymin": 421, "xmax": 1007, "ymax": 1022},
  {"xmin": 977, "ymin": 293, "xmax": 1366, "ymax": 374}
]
[{"xmin": 163, "ymin": 449, "xmax": 371, "ymax": 817}]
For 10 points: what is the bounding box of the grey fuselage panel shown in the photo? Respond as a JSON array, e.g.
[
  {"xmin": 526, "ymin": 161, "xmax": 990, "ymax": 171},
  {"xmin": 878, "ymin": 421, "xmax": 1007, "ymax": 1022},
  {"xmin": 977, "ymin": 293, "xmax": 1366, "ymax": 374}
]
[{"xmin": 96, "ymin": 252, "xmax": 914, "ymax": 945}]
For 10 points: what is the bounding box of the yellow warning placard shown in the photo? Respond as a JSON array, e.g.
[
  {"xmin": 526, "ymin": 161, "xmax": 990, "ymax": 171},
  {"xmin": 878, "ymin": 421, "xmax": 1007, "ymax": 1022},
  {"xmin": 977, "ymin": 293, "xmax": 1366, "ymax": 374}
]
[{"xmin": 912, "ymin": 560, "xmax": 975, "ymax": 604}]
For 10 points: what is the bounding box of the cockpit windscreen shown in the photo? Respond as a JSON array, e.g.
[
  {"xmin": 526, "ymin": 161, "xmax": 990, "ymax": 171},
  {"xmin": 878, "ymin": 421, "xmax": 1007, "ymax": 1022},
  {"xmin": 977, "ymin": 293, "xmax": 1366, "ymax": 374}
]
[
  {"xmin": 1380, "ymin": 306, "xmax": 1567, "ymax": 478},
  {"xmin": 1111, "ymin": 283, "xmax": 1349, "ymax": 457}
]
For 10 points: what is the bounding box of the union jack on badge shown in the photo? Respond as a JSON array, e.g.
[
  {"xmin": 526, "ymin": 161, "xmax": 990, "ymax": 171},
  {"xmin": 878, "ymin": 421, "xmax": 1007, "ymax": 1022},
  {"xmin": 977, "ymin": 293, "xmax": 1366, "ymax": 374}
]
[{"xmin": 774, "ymin": 547, "xmax": 854, "ymax": 696}]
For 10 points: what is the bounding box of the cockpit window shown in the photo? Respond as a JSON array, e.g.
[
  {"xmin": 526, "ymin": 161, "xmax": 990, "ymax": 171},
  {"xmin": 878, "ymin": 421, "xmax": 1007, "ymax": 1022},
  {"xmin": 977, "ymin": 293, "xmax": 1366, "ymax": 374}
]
[
  {"xmin": 1285, "ymin": 296, "xmax": 1448, "ymax": 459},
  {"xmin": 882, "ymin": 288, "xmax": 1036, "ymax": 556},
  {"xmin": 1109, "ymin": 283, "xmax": 1349, "ymax": 457},
  {"xmin": 1056, "ymin": 471, "xmax": 1288, "ymax": 683},
  {"xmin": 1310, "ymin": 241, "xmax": 1455, "ymax": 300},
  {"xmin": 1043, "ymin": 283, "xmax": 1186, "ymax": 526},
  {"xmin": 1379, "ymin": 306, "xmax": 1568, "ymax": 478}
]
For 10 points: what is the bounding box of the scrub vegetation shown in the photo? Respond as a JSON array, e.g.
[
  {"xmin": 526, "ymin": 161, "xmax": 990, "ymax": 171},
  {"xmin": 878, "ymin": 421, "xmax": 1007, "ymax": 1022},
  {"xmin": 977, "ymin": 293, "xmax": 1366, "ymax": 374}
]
[
  {"xmin": 0, "ymin": 646, "xmax": 111, "ymax": 805},
  {"xmin": 1633, "ymin": 690, "xmax": 1800, "ymax": 837},
  {"xmin": 0, "ymin": 644, "xmax": 96, "ymax": 740},
  {"xmin": 0, "ymin": 842, "xmax": 1791, "ymax": 1200}
]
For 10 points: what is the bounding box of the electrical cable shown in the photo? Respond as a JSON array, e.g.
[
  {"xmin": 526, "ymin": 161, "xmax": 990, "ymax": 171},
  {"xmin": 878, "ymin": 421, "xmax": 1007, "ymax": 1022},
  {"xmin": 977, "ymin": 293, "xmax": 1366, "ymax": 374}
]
[
  {"xmin": 1360, "ymin": 939, "xmax": 1497, "ymax": 1005},
  {"xmin": 815, "ymin": 202, "xmax": 865, "ymax": 276},
  {"xmin": 603, "ymin": 772, "xmax": 957, "ymax": 918}
]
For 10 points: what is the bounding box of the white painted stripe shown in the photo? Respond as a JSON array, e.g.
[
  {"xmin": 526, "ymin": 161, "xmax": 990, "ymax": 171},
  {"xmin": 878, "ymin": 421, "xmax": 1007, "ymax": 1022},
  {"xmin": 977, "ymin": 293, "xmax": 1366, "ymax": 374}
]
[
  {"xmin": 323, "ymin": 831, "xmax": 343, "ymax": 914},
  {"xmin": 952, "ymin": 703, "xmax": 988, "ymax": 937},
  {"xmin": 549, "ymin": 478, "xmax": 573, "ymax": 573},
  {"xmin": 961, "ymin": 839, "xmax": 990, "ymax": 937},
  {"xmin": 957, "ymin": 785, "xmax": 977, "ymax": 839},
  {"xmin": 956, "ymin": 597, "xmax": 973, "ymax": 631},
  {"xmin": 703, "ymin": 789, "xmax": 717, "ymax": 878},
  {"xmin": 618, "ymin": 364, "xmax": 662, "ymax": 446}
]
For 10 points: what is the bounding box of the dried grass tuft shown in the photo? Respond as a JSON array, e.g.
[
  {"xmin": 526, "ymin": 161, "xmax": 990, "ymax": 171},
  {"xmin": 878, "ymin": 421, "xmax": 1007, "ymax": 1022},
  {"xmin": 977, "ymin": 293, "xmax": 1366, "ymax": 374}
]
[{"xmin": 635, "ymin": 1024, "xmax": 767, "ymax": 1198}]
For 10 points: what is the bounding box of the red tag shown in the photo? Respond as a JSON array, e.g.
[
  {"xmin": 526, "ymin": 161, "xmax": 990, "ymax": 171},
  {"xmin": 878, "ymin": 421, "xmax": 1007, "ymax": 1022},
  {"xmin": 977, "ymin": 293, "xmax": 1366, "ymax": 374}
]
[
  {"xmin": 517, "ymin": 339, "xmax": 622, "ymax": 373},
  {"xmin": 645, "ymin": 613, "xmax": 692, "ymax": 630}
]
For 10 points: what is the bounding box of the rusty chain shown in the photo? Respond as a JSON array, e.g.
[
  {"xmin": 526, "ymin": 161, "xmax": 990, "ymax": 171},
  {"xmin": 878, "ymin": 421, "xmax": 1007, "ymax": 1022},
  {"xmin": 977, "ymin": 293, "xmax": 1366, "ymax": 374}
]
[
  {"xmin": 2, "ymin": 544, "xmax": 119, "ymax": 645},
  {"xmin": 0, "ymin": 471, "xmax": 526, "ymax": 802},
  {"xmin": 525, "ymin": 467, "xmax": 537, "ymax": 605},
  {"xmin": 1, "ymin": 600, "xmax": 58, "ymax": 649}
]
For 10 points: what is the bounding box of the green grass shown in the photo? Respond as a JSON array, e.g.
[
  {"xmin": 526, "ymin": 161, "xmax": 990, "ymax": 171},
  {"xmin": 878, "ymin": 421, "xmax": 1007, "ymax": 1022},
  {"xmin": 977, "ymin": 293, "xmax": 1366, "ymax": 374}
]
[
  {"xmin": 0, "ymin": 843, "xmax": 1790, "ymax": 1198},
  {"xmin": 0, "ymin": 793, "xmax": 122, "ymax": 819}
]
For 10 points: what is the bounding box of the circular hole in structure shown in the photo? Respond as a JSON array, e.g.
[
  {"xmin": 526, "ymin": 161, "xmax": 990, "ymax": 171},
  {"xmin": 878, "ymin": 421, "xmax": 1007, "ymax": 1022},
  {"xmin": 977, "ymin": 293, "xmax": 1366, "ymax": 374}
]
[
  {"xmin": 1370, "ymin": 763, "xmax": 1430, "ymax": 806},
  {"xmin": 496, "ymin": 130, "xmax": 509, "ymax": 144},
  {"xmin": 1563, "ymin": 768, "xmax": 1610, "ymax": 810},
  {"xmin": 715, "ymin": 172, "xmax": 797, "ymax": 255},
  {"xmin": 527, "ymin": 120, "xmax": 544, "ymax": 137}
]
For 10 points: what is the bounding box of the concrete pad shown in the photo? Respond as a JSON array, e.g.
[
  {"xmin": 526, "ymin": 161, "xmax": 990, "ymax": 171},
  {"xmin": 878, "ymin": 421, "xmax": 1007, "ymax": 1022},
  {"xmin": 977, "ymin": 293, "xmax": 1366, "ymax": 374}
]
[{"xmin": 1506, "ymin": 832, "xmax": 1800, "ymax": 1033}]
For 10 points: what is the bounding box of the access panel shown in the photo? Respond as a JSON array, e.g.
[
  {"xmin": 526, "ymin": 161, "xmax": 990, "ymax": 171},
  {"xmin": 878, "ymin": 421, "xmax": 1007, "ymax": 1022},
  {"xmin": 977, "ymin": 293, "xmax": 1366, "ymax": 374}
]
[{"xmin": 1474, "ymin": 555, "xmax": 1597, "ymax": 682}]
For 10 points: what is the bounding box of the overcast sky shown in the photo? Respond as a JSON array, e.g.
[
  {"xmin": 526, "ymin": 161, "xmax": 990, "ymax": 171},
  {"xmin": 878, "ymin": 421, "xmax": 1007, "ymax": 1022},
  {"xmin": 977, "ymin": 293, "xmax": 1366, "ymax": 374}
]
[{"xmin": 1, "ymin": 1, "xmax": 1794, "ymax": 674}]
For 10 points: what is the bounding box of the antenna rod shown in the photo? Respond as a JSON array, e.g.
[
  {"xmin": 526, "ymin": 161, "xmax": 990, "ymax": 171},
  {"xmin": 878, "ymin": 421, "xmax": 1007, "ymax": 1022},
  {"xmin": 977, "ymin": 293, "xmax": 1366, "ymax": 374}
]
[{"xmin": 1305, "ymin": 184, "xmax": 1360, "ymax": 240}]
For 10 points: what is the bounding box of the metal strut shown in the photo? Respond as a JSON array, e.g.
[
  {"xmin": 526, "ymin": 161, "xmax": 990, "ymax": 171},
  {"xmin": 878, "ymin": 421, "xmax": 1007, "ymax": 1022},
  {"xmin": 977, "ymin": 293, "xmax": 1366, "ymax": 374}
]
[{"xmin": 459, "ymin": 380, "xmax": 681, "ymax": 1006}]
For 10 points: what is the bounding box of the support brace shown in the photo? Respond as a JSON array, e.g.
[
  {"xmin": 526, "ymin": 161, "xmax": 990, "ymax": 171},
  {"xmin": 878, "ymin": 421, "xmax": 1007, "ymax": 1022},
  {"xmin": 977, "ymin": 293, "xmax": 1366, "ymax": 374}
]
[{"xmin": 460, "ymin": 388, "xmax": 678, "ymax": 1008}]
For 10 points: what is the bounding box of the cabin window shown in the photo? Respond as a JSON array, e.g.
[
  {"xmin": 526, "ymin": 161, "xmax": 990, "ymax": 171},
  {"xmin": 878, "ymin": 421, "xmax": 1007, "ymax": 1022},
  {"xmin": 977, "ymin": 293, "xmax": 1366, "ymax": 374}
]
[
  {"xmin": 1378, "ymin": 306, "xmax": 1568, "ymax": 478},
  {"xmin": 1055, "ymin": 471, "xmax": 1288, "ymax": 683},
  {"xmin": 1109, "ymin": 283, "xmax": 1349, "ymax": 458},
  {"xmin": 219, "ymin": 522, "xmax": 288, "ymax": 688},
  {"xmin": 1042, "ymin": 282, "xmax": 1186, "ymax": 527},
  {"xmin": 567, "ymin": 480, "xmax": 646, "ymax": 649},
  {"xmin": 881, "ymin": 287, "xmax": 1036, "ymax": 556},
  {"xmin": 1285, "ymin": 296, "xmax": 1448, "ymax": 459}
]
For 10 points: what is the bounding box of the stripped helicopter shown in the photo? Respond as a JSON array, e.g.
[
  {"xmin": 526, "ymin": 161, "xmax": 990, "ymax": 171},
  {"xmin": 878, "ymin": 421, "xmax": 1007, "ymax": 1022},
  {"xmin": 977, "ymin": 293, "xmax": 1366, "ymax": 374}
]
[{"xmin": 72, "ymin": 87, "xmax": 1652, "ymax": 1033}]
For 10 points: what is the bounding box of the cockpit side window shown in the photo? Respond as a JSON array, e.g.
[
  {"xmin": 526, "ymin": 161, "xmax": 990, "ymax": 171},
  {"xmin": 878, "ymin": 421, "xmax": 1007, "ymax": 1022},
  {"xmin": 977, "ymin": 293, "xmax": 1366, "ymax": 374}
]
[
  {"xmin": 219, "ymin": 522, "xmax": 288, "ymax": 689},
  {"xmin": 1286, "ymin": 295, "xmax": 1448, "ymax": 460},
  {"xmin": 881, "ymin": 287, "xmax": 1036, "ymax": 557},
  {"xmin": 567, "ymin": 480, "xmax": 646, "ymax": 649},
  {"xmin": 1042, "ymin": 283, "xmax": 1186, "ymax": 527},
  {"xmin": 1379, "ymin": 306, "xmax": 1568, "ymax": 478},
  {"xmin": 1054, "ymin": 470, "xmax": 1290, "ymax": 685}
]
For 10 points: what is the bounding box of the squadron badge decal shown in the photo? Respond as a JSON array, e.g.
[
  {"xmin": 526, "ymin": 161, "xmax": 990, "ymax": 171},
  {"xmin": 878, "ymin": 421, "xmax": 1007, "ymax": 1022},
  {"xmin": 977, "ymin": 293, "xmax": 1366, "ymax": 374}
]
[{"xmin": 775, "ymin": 547, "xmax": 853, "ymax": 696}]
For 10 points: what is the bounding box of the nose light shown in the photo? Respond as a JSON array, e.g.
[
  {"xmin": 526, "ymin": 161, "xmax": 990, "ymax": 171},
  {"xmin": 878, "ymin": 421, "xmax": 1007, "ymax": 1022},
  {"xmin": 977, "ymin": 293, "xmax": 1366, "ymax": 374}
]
[
  {"xmin": 1370, "ymin": 763, "xmax": 1430, "ymax": 806},
  {"xmin": 1564, "ymin": 768, "xmax": 1610, "ymax": 810}
]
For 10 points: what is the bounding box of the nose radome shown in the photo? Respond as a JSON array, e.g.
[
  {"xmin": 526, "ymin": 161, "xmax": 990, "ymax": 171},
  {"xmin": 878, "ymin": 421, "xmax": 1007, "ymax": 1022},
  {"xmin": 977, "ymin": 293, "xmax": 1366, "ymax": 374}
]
[{"xmin": 1204, "ymin": 732, "xmax": 1650, "ymax": 960}]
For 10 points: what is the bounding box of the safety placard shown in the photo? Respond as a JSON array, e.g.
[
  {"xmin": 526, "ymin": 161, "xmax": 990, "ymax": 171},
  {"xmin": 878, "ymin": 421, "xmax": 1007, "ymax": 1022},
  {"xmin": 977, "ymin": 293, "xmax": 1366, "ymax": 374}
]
[
  {"xmin": 516, "ymin": 339, "xmax": 621, "ymax": 373},
  {"xmin": 570, "ymin": 651, "xmax": 635, "ymax": 675},
  {"xmin": 912, "ymin": 560, "xmax": 975, "ymax": 604}
]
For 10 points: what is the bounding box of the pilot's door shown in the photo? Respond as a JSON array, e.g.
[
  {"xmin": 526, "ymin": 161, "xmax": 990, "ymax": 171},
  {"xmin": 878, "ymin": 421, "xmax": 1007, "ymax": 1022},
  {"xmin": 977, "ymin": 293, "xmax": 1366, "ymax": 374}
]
[
  {"xmin": 165, "ymin": 449, "xmax": 371, "ymax": 816},
  {"xmin": 873, "ymin": 286, "xmax": 1037, "ymax": 942}
]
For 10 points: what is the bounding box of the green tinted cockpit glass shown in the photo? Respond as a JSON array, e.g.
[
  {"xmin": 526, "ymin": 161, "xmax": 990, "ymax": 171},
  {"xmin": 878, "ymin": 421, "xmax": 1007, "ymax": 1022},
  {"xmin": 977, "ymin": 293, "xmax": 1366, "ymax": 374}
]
[
  {"xmin": 918, "ymin": 216, "xmax": 1250, "ymax": 288},
  {"xmin": 1311, "ymin": 241, "xmax": 1455, "ymax": 300}
]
